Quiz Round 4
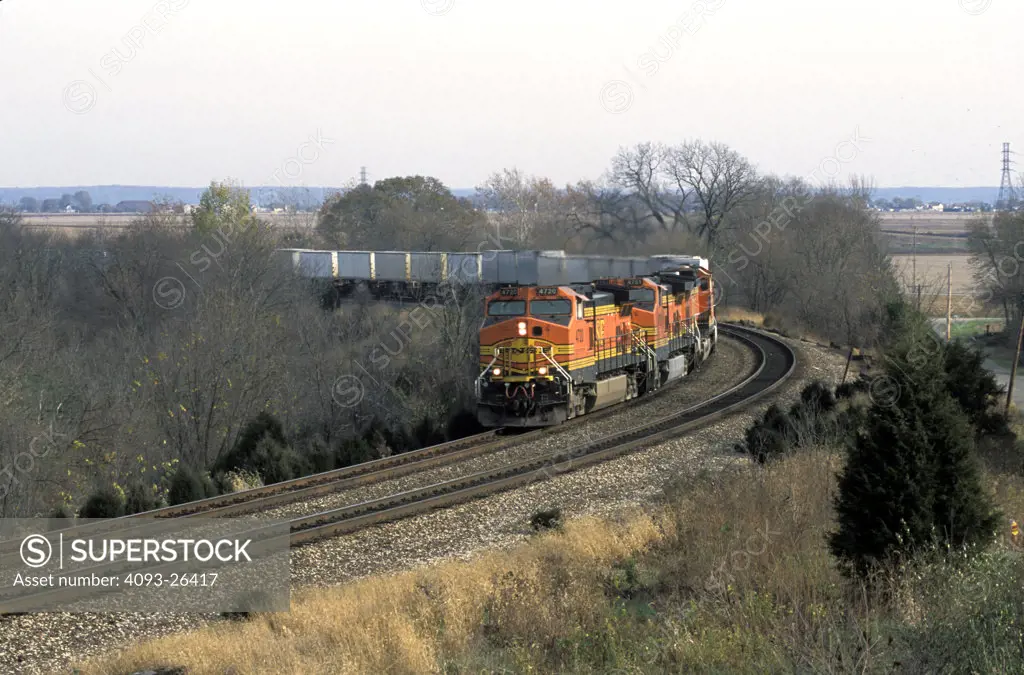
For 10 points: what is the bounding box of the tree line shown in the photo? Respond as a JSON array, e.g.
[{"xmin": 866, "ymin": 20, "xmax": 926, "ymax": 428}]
[{"xmin": 0, "ymin": 136, "xmax": 902, "ymax": 518}]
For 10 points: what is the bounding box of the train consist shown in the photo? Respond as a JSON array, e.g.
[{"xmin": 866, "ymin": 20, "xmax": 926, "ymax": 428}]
[
  {"xmin": 476, "ymin": 258, "xmax": 717, "ymax": 428},
  {"xmin": 277, "ymin": 247, "xmax": 718, "ymax": 428}
]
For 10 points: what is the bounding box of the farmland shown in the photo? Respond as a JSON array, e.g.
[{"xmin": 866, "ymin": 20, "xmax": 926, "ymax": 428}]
[
  {"xmin": 17, "ymin": 212, "xmax": 315, "ymax": 238},
  {"xmin": 879, "ymin": 211, "xmax": 982, "ymax": 255}
]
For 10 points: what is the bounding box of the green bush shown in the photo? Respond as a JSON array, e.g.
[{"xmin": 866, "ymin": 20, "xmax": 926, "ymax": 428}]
[
  {"xmin": 305, "ymin": 436, "xmax": 337, "ymax": 473},
  {"xmin": 167, "ymin": 466, "xmax": 206, "ymax": 506},
  {"xmin": 943, "ymin": 339, "xmax": 1010, "ymax": 437},
  {"xmin": 742, "ymin": 403, "xmax": 796, "ymax": 463},
  {"xmin": 80, "ymin": 486, "xmax": 125, "ymax": 518},
  {"xmin": 250, "ymin": 436, "xmax": 309, "ymax": 484},
  {"xmin": 337, "ymin": 437, "xmax": 374, "ymax": 467},
  {"xmin": 215, "ymin": 412, "xmax": 288, "ymax": 475},
  {"xmin": 124, "ymin": 482, "xmax": 157, "ymax": 515},
  {"xmin": 831, "ymin": 324, "xmax": 999, "ymax": 580}
]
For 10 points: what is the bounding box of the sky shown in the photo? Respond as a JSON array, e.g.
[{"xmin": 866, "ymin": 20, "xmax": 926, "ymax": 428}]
[{"xmin": 0, "ymin": 0, "xmax": 1020, "ymax": 189}]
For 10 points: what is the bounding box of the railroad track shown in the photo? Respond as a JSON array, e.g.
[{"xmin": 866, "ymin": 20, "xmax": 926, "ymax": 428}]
[
  {"xmin": 0, "ymin": 324, "xmax": 792, "ymax": 612},
  {"xmin": 286, "ymin": 323, "xmax": 794, "ymax": 545},
  {"xmin": 3, "ymin": 323, "xmax": 743, "ymax": 552}
]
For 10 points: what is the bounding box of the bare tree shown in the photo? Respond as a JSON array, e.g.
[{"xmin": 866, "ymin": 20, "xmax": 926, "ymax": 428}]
[
  {"xmin": 475, "ymin": 168, "xmax": 586, "ymax": 250},
  {"xmin": 667, "ymin": 140, "xmax": 759, "ymax": 251},
  {"xmin": 609, "ymin": 143, "xmax": 689, "ymax": 233}
]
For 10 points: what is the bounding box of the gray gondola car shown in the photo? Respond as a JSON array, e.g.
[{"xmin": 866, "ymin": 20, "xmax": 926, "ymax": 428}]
[
  {"xmin": 276, "ymin": 249, "xmax": 336, "ymax": 278},
  {"xmin": 410, "ymin": 252, "xmax": 445, "ymax": 283},
  {"xmin": 336, "ymin": 251, "xmax": 374, "ymax": 280},
  {"xmin": 297, "ymin": 250, "xmax": 336, "ymax": 278},
  {"xmin": 446, "ymin": 252, "xmax": 482, "ymax": 284},
  {"xmin": 481, "ymin": 250, "xmax": 518, "ymax": 284},
  {"xmin": 374, "ymin": 251, "xmax": 410, "ymax": 282}
]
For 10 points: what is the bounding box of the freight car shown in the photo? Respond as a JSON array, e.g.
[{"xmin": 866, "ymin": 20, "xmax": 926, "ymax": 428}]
[{"xmin": 475, "ymin": 261, "xmax": 717, "ymax": 427}]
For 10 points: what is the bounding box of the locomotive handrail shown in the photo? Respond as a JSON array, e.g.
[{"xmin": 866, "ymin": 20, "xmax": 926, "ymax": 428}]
[{"xmin": 539, "ymin": 348, "xmax": 572, "ymax": 384}]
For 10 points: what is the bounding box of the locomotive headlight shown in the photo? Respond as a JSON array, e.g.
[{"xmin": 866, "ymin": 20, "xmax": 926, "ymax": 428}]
[
  {"xmin": 517, "ymin": 321, "xmax": 527, "ymax": 336},
  {"xmin": 538, "ymin": 366, "xmax": 548, "ymax": 376},
  {"xmin": 492, "ymin": 368, "xmax": 502, "ymax": 377}
]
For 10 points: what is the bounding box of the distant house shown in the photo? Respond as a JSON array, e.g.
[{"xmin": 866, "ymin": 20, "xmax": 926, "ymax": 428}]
[
  {"xmin": 64, "ymin": 205, "xmax": 77, "ymax": 214},
  {"xmin": 114, "ymin": 200, "xmax": 154, "ymax": 214}
]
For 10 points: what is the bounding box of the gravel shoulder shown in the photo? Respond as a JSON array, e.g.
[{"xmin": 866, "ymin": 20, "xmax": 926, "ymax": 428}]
[{"xmin": 0, "ymin": 334, "xmax": 848, "ymax": 675}]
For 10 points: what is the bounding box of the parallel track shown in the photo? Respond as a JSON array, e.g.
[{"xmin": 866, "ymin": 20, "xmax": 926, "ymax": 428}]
[
  {"xmin": 0, "ymin": 324, "xmax": 794, "ymax": 612},
  {"xmin": 5, "ymin": 323, "xmax": 741, "ymax": 552},
  {"xmin": 287, "ymin": 324, "xmax": 794, "ymax": 545}
]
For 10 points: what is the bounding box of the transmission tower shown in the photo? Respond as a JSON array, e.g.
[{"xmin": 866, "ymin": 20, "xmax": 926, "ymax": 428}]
[
  {"xmin": 359, "ymin": 166, "xmax": 369, "ymax": 186},
  {"xmin": 997, "ymin": 142, "xmax": 1018, "ymax": 210}
]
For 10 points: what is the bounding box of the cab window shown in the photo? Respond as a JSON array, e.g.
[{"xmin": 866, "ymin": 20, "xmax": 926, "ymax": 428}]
[
  {"xmin": 488, "ymin": 300, "xmax": 526, "ymax": 316},
  {"xmin": 529, "ymin": 300, "xmax": 571, "ymax": 315},
  {"xmin": 629, "ymin": 288, "xmax": 655, "ymax": 311}
]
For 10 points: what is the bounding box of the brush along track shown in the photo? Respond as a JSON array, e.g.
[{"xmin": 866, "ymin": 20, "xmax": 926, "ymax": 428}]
[
  {"xmin": 254, "ymin": 335, "xmax": 752, "ymax": 522},
  {"xmin": 0, "ymin": 326, "xmax": 789, "ymax": 615},
  {"xmin": 287, "ymin": 324, "xmax": 794, "ymax": 545},
  {"xmin": 176, "ymin": 333, "xmax": 739, "ymax": 520},
  {"xmin": 0, "ymin": 429, "xmax": 516, "ymax": 558},
  {"xmin": 0, "ymin": 327, "xmax": 745, "ymax": 558}
]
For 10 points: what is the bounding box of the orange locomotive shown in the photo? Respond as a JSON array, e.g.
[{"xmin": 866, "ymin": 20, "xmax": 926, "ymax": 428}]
[{"xmin": 475, "ymin": 263, "xmax": 717, "ymax": 427}]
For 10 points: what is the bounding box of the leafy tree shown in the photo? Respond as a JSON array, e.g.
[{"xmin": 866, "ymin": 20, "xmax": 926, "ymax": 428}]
[
  {"xmin": 59, "ymin": 193, "xmax": 74, "ymax": 210},
  {"xmin": 40, "ymin": 198, "xmax": 61, "ymax": 213},
  {"xmin": 830, "ymin": 331, "xmax": 999, "ymax": 579},
  {"xmin": 318, "ymin": 176, "xmax": 485, "ymax": 251},
  {"xmin": 17, "ymin": 197, "xmax": 38, "ymax": 213},
  {"xmin": 192, "ymin": 181, "xmax": 256, "ymax": 237},
  {"xmin": 72, "ymin": 190, "xmax": 93, "ymax": 213}
]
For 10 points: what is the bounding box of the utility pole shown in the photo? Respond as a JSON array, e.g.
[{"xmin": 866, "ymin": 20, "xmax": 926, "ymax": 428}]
[
  {"xmin": 912, "ymin": 224, "xmax": 918, "ymax": 309},
  {"xmin": 946, "ymin": 261, "xmax": 952, "ymax": 341},
  {"xmin": 912, "ymin": 224, "xmax": 917, "ymax": 287},
  {"xmin": 1007, "ymin": 308, "xmax": 1024, "ymax": 417}
]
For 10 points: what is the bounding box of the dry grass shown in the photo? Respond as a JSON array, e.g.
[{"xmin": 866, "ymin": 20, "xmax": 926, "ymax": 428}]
[
  {"xmin": 79, "ymin": 513, "xmax": 666, "ymax": 675},
  {"xmin": 79, "ymin": 442, "xmax": 1024, "ymax": 675},
  {"xmin": 716, "ymin": 306, "xmax": 765, "ymax": 326}
]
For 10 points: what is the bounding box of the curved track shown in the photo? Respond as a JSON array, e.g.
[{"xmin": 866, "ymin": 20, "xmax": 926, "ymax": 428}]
[
  {"xmin": 288, "ymin": 323, "xmax": 794, "ymax": 544},
  {"xmin": 0, "ymin": 325, "xmax": 793, "ymax": 612}
]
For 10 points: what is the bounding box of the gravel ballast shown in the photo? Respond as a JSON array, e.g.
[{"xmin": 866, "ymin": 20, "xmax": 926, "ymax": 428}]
[{"xmin": 0, "ymin": 335, "xmax": 848, "ymax": 674}]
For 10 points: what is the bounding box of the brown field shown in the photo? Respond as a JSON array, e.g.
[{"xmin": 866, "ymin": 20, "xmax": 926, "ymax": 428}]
[
  {"xmin": 878, "ymin": 211, "xmax": 986, "ymax": 234},
  {"xmin": 17, "ymin": 212, "xmax": 315, "ymax": 238},
  {"xmin": 889, "ymin": 253, "xmax": 997, "ymax": 317}
]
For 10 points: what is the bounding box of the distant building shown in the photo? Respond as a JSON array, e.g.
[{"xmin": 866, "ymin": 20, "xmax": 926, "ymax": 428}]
[
  {"xmin": 114, "ymin": 200, "xmax": 155, "ymax": 214},
  {"xmin": 64, "ymin": 205, "xmax": 77, "ymax": 214}
]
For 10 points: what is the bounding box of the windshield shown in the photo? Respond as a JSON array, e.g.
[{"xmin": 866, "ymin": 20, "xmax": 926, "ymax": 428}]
[
  {"xmin": 487, "ymin": 300, "xmax": 526, "ymax": 316},
  {"xmin": 530, "ymin": 300, "xmax": 571, "ymax": 315},
  {"xmin": 628, "ymin": 289, "xmax": 654, "ymax": 302}
]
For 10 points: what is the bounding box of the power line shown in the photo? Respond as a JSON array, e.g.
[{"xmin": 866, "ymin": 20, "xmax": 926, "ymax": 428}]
[{"xmin": 997, "ymin": 142, "xmax": 1018, "ymax": 211}]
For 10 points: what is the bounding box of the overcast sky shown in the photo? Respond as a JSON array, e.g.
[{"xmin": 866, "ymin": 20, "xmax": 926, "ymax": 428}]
[{"xmin": 1, "ymin": 0, "xmax": 1020, "ymax": 189}]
